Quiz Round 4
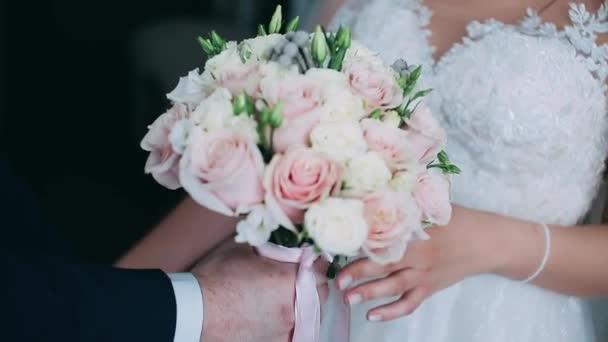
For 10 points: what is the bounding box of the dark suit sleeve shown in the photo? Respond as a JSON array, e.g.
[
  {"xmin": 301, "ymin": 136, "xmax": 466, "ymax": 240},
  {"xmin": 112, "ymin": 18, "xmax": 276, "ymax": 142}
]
[
  {"xmin": 3, "ymin": 252, "xmax": 178, "ymax": 342},
  {"xmin": 0, "ymin": 159, "xmax": 178, "ymax": 342}
]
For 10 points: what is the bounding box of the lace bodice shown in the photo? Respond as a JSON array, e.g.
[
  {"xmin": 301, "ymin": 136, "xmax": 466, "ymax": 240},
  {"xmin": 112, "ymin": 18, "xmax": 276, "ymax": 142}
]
[{"xmin": 332, "ymin": 0, "xmax": 608, "ymax": 225}]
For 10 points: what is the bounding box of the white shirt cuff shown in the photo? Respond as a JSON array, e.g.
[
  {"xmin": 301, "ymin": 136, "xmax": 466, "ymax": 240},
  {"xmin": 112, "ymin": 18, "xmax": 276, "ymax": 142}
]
[{"xmin": 168, "ymin": 273, "xmax": 204, "ymax": 342}]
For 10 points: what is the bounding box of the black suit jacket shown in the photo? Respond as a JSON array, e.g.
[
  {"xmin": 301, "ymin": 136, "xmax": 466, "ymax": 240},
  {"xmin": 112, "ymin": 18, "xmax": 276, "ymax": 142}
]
[{"xmin": 1, "ymin": 160, "xmax": 178, "ymax": 342}]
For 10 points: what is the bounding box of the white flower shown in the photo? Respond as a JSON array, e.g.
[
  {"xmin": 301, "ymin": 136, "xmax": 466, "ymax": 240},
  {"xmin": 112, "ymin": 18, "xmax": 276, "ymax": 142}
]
[
  {"xmin": 240, "ymin": 34, "xmax": 288, "ymax": 61},
  {"xmin": 382, "ymin": 110, "xmax": 402, "ymax": 128},
  {"xmin": 305, "ymin": 198, "xmax": 368, "ymax": 256},
  {"xmin": 304, "ymin": 69, "xmax": 366, "ymax": 122},
  {"xmin": 235, "ymin": 205, "xmax": 279, "ymax": 247},
  {"xmin": 205, "ymin": 41, "xmax": 240, "ymax": 70},
  {"xmin": 310, "ymin": 121, "xmax": 368, "ymax": 162},
  {"xmin": 321, "ymin": 88, "xmax": 367, "ymax": 122},
  {"xmin": 305, "ymin": 68, "xmax": 350, "ymax": 87},
  {"xmin": 167, "ymin": 68, "xmax": 216, "ymax": 106},
  {"xmin": 191, "ymin": 88, "xmax": 258, "ymax": 142},
  {"xmin": 191, "ymin": 88, "xmax": 232, "ymax": 129},
  {"xmin": 205, "ymin": 42, "xmax": 266, "ymax": 96},
  {"xmin": 343, "ymin": 152, "xmax": 392, "ymax": 197},
  {"xmin": 168, "ymin": 119, "xmax": 192, "ymax": 155},
  {"xmin": 389, "ymin": 169, "xmax": 421, "ymax": 193},
  {"xmin": 343, "ymin": 40, "xmax": 386, "ymax": 69}
]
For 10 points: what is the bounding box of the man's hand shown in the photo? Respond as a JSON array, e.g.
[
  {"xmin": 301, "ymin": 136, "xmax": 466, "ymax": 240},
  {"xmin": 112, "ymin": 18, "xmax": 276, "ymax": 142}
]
[{"xmin": 192, "ymin": 241, "xmax": 328, "ymax": 342}]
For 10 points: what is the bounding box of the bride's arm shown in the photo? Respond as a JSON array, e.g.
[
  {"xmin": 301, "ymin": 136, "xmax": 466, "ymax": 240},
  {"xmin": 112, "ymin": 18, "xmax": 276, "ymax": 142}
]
[
  {"xmin": 462, "ymin": 207, "xmax": 608, "ymax": 295},
  {"xmin": 116, "ymin": 198, "xmax": 237, "ymax": 272},
  {"xmin": 336, "ymin": 205, "xmax": 608, "ymax": 321}
]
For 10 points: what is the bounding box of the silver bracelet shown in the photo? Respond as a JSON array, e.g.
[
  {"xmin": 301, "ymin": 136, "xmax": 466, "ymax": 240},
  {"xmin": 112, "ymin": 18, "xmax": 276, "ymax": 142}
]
[{"xmin": 521, "ymin": 223, "xmax": 552, "ymax": 283}]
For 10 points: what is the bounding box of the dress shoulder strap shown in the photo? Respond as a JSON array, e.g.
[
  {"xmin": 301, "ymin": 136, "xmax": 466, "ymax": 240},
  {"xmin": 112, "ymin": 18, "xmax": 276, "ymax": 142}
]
[{"xmin": 564, "ymin": 2, "xmax": 608, "ymax": 81}]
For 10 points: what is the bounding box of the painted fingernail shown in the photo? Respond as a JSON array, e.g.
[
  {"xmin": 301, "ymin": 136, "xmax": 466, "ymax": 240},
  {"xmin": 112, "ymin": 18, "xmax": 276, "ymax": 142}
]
[
  {"xmin": 338, "ymin": 276, "xmax": 352, "ymax": 290},
  {"xmin": 368, "ymin": 314, "xmax": 383, "ymax": 322},
  {"xmin": 348, "ymin": 294, "xmax": 362, "ymax": 305}
]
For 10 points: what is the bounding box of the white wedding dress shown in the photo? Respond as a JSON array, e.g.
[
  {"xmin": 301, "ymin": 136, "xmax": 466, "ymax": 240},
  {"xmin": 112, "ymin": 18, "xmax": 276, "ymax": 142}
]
[{"xmin": 320, "ymin": 1, "xmax": 608, "ymax": 341}]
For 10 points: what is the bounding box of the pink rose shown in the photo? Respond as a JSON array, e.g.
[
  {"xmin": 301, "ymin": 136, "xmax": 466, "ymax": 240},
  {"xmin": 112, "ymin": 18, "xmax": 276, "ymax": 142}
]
[
  {"xmin": 271, "ymin": 112, "xmax": 322, "ymax": 153},
  {"xmin": 261, "ymin": 73, "xmax": 324, "ymax": 120},
  {"xmin": 264, "ymin": 146, "xmax": 343, "ymax": 230},
  {"xmin": 412, "ymin": 170, "xmax": 452, "ymax": 226},
  {"xmin": 361, "ymin": 118, "xmax": 415, "ymax": 171},
  {"xmin": 344, "ymin": 62, "xmax": 403, "ymax": 110},
  {"xmin": 363, "ymin": 190, "xmax": 422, "ymax": 264},
  {"xmin": 262, "ymin": 73, "xmax": 325, "ymax": 153},
  {"xmin": 179, "ymin": 128, "xmax": 265, "ymax": 216},
  {"xmin": 141, "ymin": 103, "xmax": 190, "ymax": 190},
  {"xmin": 216, "ymin": 62, "xmax": 263, "ymax": 97},
  {"xmin": 405, "ymin": 106, "xmax": 447, "ymax": 164}
]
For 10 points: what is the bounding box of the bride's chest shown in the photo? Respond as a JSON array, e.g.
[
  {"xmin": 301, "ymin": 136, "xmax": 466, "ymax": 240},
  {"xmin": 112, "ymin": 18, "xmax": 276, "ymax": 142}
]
[
  {"xmin": 359, "ymin": 23, "xmax": 606, "ymax": 153},
  {"xmin": 427, "ymin": 30, "xmax": 607, "ymax": 151}
]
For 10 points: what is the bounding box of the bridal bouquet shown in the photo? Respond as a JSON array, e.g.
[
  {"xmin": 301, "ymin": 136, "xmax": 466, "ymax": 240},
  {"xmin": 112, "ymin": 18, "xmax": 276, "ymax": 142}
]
[{"xmin": 141, "ymin": 5, "xmax": 458, "ymax": 341}]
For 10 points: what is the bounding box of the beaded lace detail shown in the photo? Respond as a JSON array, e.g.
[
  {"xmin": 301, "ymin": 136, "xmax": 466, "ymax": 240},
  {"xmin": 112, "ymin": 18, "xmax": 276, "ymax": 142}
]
[{"xmin": 334, "ymin": 1, "xmax": 608, "ymax": 81}]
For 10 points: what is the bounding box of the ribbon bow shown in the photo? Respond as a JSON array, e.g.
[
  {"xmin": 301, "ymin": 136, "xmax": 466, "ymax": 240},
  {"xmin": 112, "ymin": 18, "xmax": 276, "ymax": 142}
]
[{"xmin": 257, "ymin": 243, "xmax": 349, "ymax": 342}]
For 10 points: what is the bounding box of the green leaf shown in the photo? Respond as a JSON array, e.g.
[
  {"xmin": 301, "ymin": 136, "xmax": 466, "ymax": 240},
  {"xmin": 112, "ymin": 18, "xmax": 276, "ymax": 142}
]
[
  {"xmin": 261, "ymin": 108, "xmax": 272, "ymax": 123},
  {"xmin": 328, "ymin": 48, "xmax": 347, "ymax": 71},
  {"xmin": 446, "ymin": 165, "xmax": 462, "ymax": 175},
  {"xmin": 370, "ymin": 109, "xmax": 382, "ymax": 119},
  {"xmin": 410, "ymin": 88, "xmax": 433, "ymax": 102},
  {"xmin": 437, "ymin": 151, "xmax": 449, "ymax": 164},
  {"xmin": 408, "ymin": 65, "xmax": 423, "ymax": 83},
  {"xmin": 323, "ymin": 26, "xmax": 336, "ymax": 53},
  {"xmin": 402, "ymin": 82, "xmax": 416, "ymax": 97},
  {"xmin": 326, "ymin": 256, "xmax": 343, "ymax": 279},
  {"xmin": 270, "ymin": 227, "xmax": 300, "ymax": 248},
  {"xmin": 258, "ymin": 24, "xmax": 267, "ymax": 36},
  {"xmin": 285, "ymin": 16, "xmax": 300, "ymax": 32},
  {"xmin": 398, "ymin": 75, "xmax": 409, "ymax": 89}
]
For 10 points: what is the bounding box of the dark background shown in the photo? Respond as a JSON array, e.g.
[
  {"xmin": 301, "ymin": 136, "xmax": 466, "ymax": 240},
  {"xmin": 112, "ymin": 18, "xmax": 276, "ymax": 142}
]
[{"xmin": 0, "ymin": 0, "xmax": 311, "ymax": 263}]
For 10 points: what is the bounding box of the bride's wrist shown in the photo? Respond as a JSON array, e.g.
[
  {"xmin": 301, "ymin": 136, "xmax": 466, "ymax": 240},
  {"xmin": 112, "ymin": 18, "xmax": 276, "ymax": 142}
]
[{"xmin": 490, "ymin": 220, "xmax": 545, "ymax": 280}]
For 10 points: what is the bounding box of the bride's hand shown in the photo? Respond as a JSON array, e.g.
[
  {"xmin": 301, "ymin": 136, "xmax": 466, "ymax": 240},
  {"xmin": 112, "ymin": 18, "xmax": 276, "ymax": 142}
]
[{"xmin": 336, "ymin": 206, "xmax": 506, "ymax": 322}]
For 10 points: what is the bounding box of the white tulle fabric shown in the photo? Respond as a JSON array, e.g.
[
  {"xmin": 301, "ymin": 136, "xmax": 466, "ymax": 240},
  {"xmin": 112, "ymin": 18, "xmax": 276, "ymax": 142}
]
[{"xmin": 320, "ymin": 1, "xmax": 608, "ymax": 341}]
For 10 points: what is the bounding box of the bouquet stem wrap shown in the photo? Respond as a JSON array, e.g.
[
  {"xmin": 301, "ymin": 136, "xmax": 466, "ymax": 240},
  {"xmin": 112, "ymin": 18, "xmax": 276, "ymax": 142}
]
[{"xmin": 257, "ymin": 243, "xmax": 350, "ymax": 342}]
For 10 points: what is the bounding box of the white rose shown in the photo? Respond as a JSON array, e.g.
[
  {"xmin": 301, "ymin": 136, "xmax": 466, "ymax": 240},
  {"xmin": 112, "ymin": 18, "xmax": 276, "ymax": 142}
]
[
  {"xmin": 205, "ymin": 41, "xmax": 239, "ymax": 69},
  {"xmin": 205, "ymin": 42, "xmax": 265, "ymax": 96},
  {"xmin": 235, "ymin": 205, "xmax": 279, "ymax": 247},
  {"xmin": 343, "ymin": 152, "xmax": 392, "ymax": 197},
  {"xmin": 240, "ymin": 34, "xmax": 288, "ymax": 61},
  {"xmin": 390, "ymin": 173, "xmax": 416, "ymax": 193},
  {"xmin": 168, "ymin": 119, "xmax": 193, "ymax": 155},
  {"xmin": 191, "ymin": 88, "xmax": 258, "ymax": 141},
  {"xmin": 167, "ymin": 68, "xmax": 217, "ymax": 107},
  {"xmin": 389, "ymin": 169, "xmax": 422, "ymax": 193},
  {"xmin": 305, "ymin": 198, "xmax": 368, "ymax": 256},
  {"xmin": 382, "ymin": 110, "xmax": 402, "ymax": 128},
  {"xmin": 305, "ymin": 68, "xmax": 350, "ymax": 87},
  {"xmin": 321, "ymin": 88, "xmax": 367, "ymax": 122},
  {"xmin": 343, "ymin": 40, "xmax": 386, "ymax": 69},
  {"xmin": 304, "ymin": 69, "xmax": 366, "ymax": 122},
  {"xmin": 310, "ymin": 121, "xmax": 368, "ymax": 162}
]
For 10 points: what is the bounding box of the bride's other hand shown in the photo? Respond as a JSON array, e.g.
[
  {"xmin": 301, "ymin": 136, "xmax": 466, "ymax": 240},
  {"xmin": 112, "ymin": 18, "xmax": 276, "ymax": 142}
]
[
  {"xmin": 335, "ymin": 206, "xmax": 533, "ymax": 322},
  {"xmin": 337, "ymin": 203, "xmax": 608, "ymax": 321}
]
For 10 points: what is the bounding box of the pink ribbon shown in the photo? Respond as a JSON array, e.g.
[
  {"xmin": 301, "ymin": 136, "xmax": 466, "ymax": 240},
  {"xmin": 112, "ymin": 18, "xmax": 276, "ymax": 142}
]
[{"xmin": 257, "ymin": 243, "xmax": 350, "ymax": 342}]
